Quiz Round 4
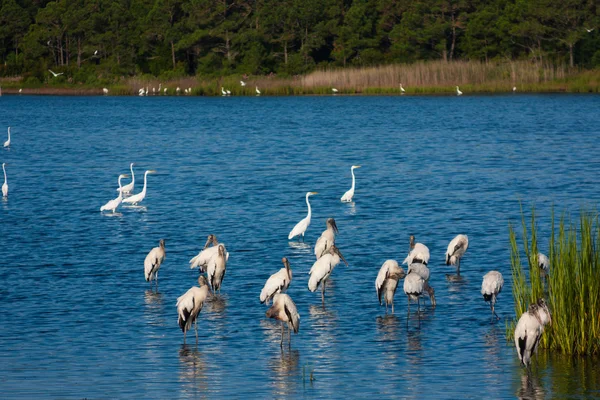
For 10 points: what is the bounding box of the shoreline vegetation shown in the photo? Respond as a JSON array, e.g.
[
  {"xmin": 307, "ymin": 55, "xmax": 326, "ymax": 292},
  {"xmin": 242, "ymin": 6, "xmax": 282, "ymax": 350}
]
[{"xmin": 1, "ymin": 61, "xmax": 599, "ymax": 96}]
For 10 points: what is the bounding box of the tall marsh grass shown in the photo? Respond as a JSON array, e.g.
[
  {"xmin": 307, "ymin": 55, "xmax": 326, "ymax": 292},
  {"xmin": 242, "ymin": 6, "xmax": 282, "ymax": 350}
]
[{"xmin": 509, "ymin": 209, "xmax": 600, "ymax": 355}]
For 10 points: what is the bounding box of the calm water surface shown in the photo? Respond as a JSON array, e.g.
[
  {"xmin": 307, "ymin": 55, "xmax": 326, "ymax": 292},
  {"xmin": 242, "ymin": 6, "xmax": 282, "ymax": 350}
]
[{"xmin": 1, "ymin": 94, "xmax": 599, "ymax": 399}]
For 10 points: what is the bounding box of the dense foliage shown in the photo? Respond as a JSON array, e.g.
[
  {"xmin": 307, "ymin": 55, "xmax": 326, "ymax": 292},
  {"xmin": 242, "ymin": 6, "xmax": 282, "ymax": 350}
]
[{"xmin": 1, "ymin": 0, "xmax": 599, "ymax": 82}]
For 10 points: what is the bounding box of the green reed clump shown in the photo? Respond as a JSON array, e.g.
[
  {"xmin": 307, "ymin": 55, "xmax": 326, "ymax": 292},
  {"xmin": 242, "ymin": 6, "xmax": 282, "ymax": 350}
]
[{"xmin": 509, "ymin": 208, "xmax": 600, "ymax": 355}]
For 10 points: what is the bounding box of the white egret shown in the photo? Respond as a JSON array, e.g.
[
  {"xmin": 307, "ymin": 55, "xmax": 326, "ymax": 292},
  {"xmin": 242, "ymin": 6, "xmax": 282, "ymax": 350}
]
[
  {"xmin": 3, "ymin": 127, "xmax": 10, "ymax": 148},
  {"xmin": 260, "ymin": 257, "xmax": 292, "ymax": 304},
  {"xmin": 308, "ymin": 245, "xmax": 348, "ymax": 303},
  {"xmin": 456, "ymin": 86, "xmax": 463, "ymax": 96},
  {"xmin": 189, "ymin": 234, "xmax": 230, "ymax": 272},
  {"xmin": 221, "ymin": 87, "xmax": 227, "ymax": 96},
  {"xmin": 266, "ymin": 293, "xmax": 300, "ymax": 347},
  {"xmin": 19, "ymin": 89, "xmax": 22, "ymax": 93},
  {"xmin": 164, "ymin": 88, "xmax": 167, "ymax": 95},
  {"xmin": 103, "ymin": 88, "xmax": 109, "ymax": 94},
  {"xmin": 100, "ymin": 174, "xmax": 129, "ymax": 212},
  {"xmin": 117, "ymin": 163, "xmax": 136, "ymax": 194},
  {"xmin": 226, "ymin": 89, "xmax": 231, "ymax": 95},
  {"xmin": 340, "ymin": 165, "xmax": 361, "ymax": 202},
  {"xmin": 188, "ymin": 87, "xmax": 192, "ymax": 94},
  {"xmin": 152, "ymin": 87, "xmax": 156, "ymax": 95},
  {"xmin": 481, "ymin": 271, "xmax": 504, "ymax": 319},
  {"xmin": 122, "ymin": 170, "xmax": 156, "ymax": 205},
  {"xmin": 48, "ymin": 69, "xmax": 63, "ymax": 77},
  {"xmin": 2, "ymin": 163, "xmax": 8, "ymax": 198},
  {"xmin": 445, "ymin": 234, "xmax": 469, "ymax": 274},
  {"xmin": 144, "ymin": 239, "xmax": 166, "ymax": 289},
  {"xmin": 184, "ymin": 88, "xmax": 188, "ymax": 94},
  {"xmin": 514, "ymin": 298, "xmax": 551, "ymax": 367},
  {"xmin": 177, "ymin": 275, "xmax": 210, "ymax": 344},
  {"xmin": 256, "ymin": 86, "xmax": 261, "ymax": 95},
  {"xmin": 402, "ymin": 235, "xmax": 430, "ymax": 266},
  {"xmin": 206, "ymin": 244, "xmax": 227, "ymax": 294},
  {"xmin": 375, "ymin": 260, "xmax": 406, "ymax": 314},
  {"xmin": 314, "ymin": 218, "xmax": 338, "ymax": 259},
  {"xmin": 537, "ymin": 253, "xmax": 549, "ymax": 274},
  {"xmin": 288, "ymin": 192, "xmax": 318, "ymax": 241},
  {"xmin": 139, "ymin": 88, "xmax": 145, "ymax": 96},
  {"xmin": 332, "ymin": 88, "xmax": 338, "ymax": 93},
  {"xmin": 400, "ymin": 83, "xmax": 406, "ymax": 93},
  {"xmin": 240, "ymin": 80, "xmax": 246, "ymax": 86}
]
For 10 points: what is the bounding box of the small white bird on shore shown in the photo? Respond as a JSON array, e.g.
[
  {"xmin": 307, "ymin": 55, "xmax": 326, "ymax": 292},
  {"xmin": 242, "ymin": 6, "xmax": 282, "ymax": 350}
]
[
  {"xmin": 456, "ymin": 86, "xmax": 463, "ymax": 96},
  {"xmin": 144, "ymin": 239, "xmax": 166, "ymax": 289},
  {"xmin": 400, "ymin": 83, "xmax": 406, "ymax": 93},
  {"xmin": 332, "ymin": 88, "xmax": 338, "ymax": 93},
  {"xmin": 103, "ymin": 88, "xmax": 109, "ymax": 94},
  {"xmin": 240, "ymin": 80, "xmax": 246, "ymax": 86},
  {"xmin": 256, "ymin": 86, "xmax": 261, "ymax": 95}
]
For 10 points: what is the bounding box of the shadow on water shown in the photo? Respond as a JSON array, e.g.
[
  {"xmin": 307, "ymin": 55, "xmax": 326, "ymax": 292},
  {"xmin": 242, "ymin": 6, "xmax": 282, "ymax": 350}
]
[{"xmin": 178, "ymin": 344, "xmax": 208, "ymax": 395}]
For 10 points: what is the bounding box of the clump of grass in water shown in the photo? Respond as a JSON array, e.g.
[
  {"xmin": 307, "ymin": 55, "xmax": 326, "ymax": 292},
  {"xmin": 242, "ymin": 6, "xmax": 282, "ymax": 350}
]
[{"xmin": 508, "ymin": 207, "xmax": 600, "ymax": 355}]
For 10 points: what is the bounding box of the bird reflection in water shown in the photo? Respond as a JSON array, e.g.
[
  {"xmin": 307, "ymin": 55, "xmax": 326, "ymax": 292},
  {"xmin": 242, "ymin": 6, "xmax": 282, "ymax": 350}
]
[
  {"xmin": 144, "ymin": 290, "xmax": 165, "ymax": 326},
  {"xmin": 269, "ymin": 348, "xmax": 301, "ymax": 397},
  {"xmin": 376, "ymin": 315, "xmax": 402, "ymax": 342},
  {"xmin": 178, "ymin": 344, "xmax": 208, "ymax": 395},
  {"xmin": 445, "ymin": 273, "xmax": 466, "ymax": 283},
  {"xmin": 207, "ymin": 294, "xmax": 227, "ymax": 314},
  {"xmin": 518, "ymin": 371, "xmax": 545, "ymax": 400},
  {"xmin": 288, "ymin": 241, "xmax": 312, "ymax": 253}
]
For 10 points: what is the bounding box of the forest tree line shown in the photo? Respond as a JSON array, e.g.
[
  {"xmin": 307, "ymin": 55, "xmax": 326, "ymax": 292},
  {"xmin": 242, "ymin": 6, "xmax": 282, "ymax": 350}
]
[{"xmin": 0, "ymin": 0, "xmax": 599, "ymax": 83}]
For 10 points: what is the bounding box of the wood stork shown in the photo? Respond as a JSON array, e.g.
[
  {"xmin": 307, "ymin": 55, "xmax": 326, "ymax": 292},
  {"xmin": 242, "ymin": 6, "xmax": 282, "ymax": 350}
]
[
  {"xmin": 402, "ymin": 235, "xmax": 430, "ymax": 266},
  {"xmin": 308, "ymin": 245, "xmax": 348, "ymax": 303},
  {"xmin": 266, "ymin": 293, "xmax": 300, "ymax": 347},
  {"xmin": 514, "ymin": 298, "xmax": 552, "ymax": 367},
  {"xmin": 481, "ymin": 271, "xmax": 504, "ymax": 319},
  {"xmin": 189, "ymin": 235, "xmax": 230, "ymax": 272},
  {"xmin": 177, "ymin": 275, "xmax": 210, "ymax": 344},
  {"xmin": 288, "ymin": 192, "xmax": 318, "ymax": 241},
  {"xmin": 4, "ymin": 127, "xmax": 10, "ymax": 148},
  {"xmin": 260, "ymin": 257, "xmax": 292, "ymax": 304},
  {"xmin": 2, "ymin": 163, "xmax": 8, "ymax": 198},
  {"xmin": 206, "ymin": 244, "xmax": 227, "ymax": 294},
  {"xmin": 256, "ymin": 86, "xmax": 261, "ymax": 95},
  {"xmin": 445, "ymin": 234, "xmax": 469, "ymax": 275},
  {"xmin": 456, "ymin": 86, "xmax": 463, "ymax": 96},
  {"xmin": 400, "ymin": 83, "xmax": 406, "ymax": 93},
  {"xmin": 375, "ymin": 260, "xmax": 406, "ymax": 314},
  {"xmin": 314, "ymin": 218, "xmax": 338, "ymax": 259},
  {"xmin": 407, "ymin": 262, "xmax": 436, "ymax": 306},
  {"xmin": 340, "ymin": 165, "xmax": 361, "ymax": 202},
  {"xmin": 537, "ymin": 253, "xmax": 549, "ymax": 274},
  {"xmin": 122, "ymin": 170, "xmax": 156, "ymax": 205},
  {"xmin": 117, "ymin": 163, "xmax": 135, "ymax": 194},
  {"xmin": 144, "ymin": 239, "xmax": 165, "ymax": 289},
  {"xmin": 100, "ymin": 174, "xmax": 129, "ymax": 212}
]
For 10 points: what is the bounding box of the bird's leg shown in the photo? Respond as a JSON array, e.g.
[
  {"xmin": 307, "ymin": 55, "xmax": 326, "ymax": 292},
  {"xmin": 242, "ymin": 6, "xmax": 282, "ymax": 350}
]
[
  {"xmin": 392, "ymin": 299, "xmax": 395, "ymax": 315},
  {"xmin": 456, "ymin": 258, "xmax": 461, "ymax": 276},
  {"xmin": 183, "ymin": 331, "xmax": 187, "ymax": 345},
  {"xmin": 195, "ymin": 320, "xmax": 199, "ymax": 343},
  {"xmin": 280, "ymin": 322, "xmax": 284, "ymax": 348},
  {"xmin": 492, "ymin": 295, "xmax": 500, "ymax": 320},
  {"xmin": 321, "ymin": 280, "xmax": 326, "ymax": 305},
  {"xmin": 385, "ymin": 302, "xmax": 388, "ymax": 314},
  {"xmin": 288, "ymin": 325, "xmax": 292, "ymax": 348},
  {"xmin": 417, "ymin": 297, "xmax": 421, "ymax": 313}
]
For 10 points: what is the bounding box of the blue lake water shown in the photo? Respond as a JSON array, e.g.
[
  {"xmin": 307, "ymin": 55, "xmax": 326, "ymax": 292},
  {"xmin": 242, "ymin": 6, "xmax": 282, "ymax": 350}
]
[{"xmin": 1, "ymin": 94, "xmax": 599, "ymax": 399}]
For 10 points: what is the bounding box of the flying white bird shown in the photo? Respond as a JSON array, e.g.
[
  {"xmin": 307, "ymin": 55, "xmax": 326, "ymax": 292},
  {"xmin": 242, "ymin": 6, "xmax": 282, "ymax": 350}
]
[
  {"xmin": 514, "ymin": 298, "xmax": 551, "ymax": 366},
  {"xmin": 332, "ymin": 88, "xmax": 338, "ymax": 93},
  {"xmin": 260, "ymin": 257, "xmax": 292, "ymax": 304},
  {"xmin": 3, "ymin": 127, "xmax": 10, "ymax": 148},
  {"xmin": 481, "ymin": 271, "xmax": 504, "ymax": 319},
  {"xmin": 256, "ymin": 86, "xmax": 261, "ymax": 95},
  {"xmin": 445, "ymin": 234, "xmax": 469, "ymax": 274},
  {"xmin": 122, "ymin": 170, "xmax": 156, "ymax": 205},
  {"xmin": 400, "ymin": 83, "xmax": 406, "ymax": 93},
  {"xmin": 456, "ymin": 86, "xmax": 463, "ymax": 96},
  {"xmin": 266, "ymin": 293, "xmax": 300, "ymax": 347},
  {"xmin": 100, "ymin": 174, "xmax": 129, "ymax": 213},
  {"xmin": 240, "ymin": 81, "xmax": 246, "ymax": 86},
  {"xmin": 308, "ymin": 245, "xmax": 348, "ymax": 303},
  {"xmin": 340, "ymin": 165, "xmax": 361, "ymax": 202},
  {"xmin": 176, "ymin": 87, "xmax": 181, "ymax": 94},
  {"xmin": 314, "ymin": 218, "xmax": 339, "ymax": 259},
  {"xmin": 206, "ymin": 244, "xmax": 227, "ymax": 294},
  {"xmin": 403, "ymin": 235, "xmax": 430, "ymax": 266},
  {"xmin": 375, "ymin": 260, "xmax": 406, "ymax": 314},
  {"xmin": 586, "ymin": 28, "xmax": 594, "ymax": 33},
  {"xmin": 177, "ymin": 275, "xmax": 210, "ymax": 344},
  {"xmin": 144, "ymin": 239, "xmax": 166, "ymax": 289},
  {"xmin": 513, "ymin": 86, "xmax": 517, "ymax": 92},
  {"xmin": 288, "ymin": 192, "xmax": 318, "ymax": 241},
  {"xmin": 2, "ymin": 163, "xmax": 8, "ymax": 198},
  {"xmin": 221, "ymin": 87, "xmax": 227, "ymax": 96},
  {"xmin": 189, "ymin": 234, "xmax": 230, "ymax": 271},
  {"xmin": 48, "ymin": 69, "xmax": 64, "ymax": 77},
  {"xmin": 117, "ymin": 163, "xmax": 136, "ymax": 194}
]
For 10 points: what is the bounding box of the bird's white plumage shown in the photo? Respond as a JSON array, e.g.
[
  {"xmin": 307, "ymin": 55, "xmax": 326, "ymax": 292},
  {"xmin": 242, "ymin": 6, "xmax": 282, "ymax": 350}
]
[
  {"xmin": 400, "ymin": 83, "xmax": 406, "ymax": 93},
  {"xmin": 260, "ymin": 259, "xmax": 292, "ymax": 304},
  {"xmin": 123, "ymin": 170, "xmax": 154, "ymax": 205},
  {"xmin": 403, "ymin": 243, "xmax": 430, "ymax": 266},
  {"xmin": 240, "ymin": 81, "xmax": 246, "ymax": 86},
  {"xmin": 314, "ymin": 218, "xmax": 338, "ymax": 259},
  {"xmin": 340, "ymin": 165, "xmax": 360, "ymax": 202},
  {"xmin": 288, "ymin": 192, "xmax": 317, "ymax": 240},
  {"xmin": 117, "ymin": 163, "xmax": 135, "ymax": 194},
  {"xmin": 403, "ymin": 272, "xmax": 424, "ymax": 300},
  {"xmin": 407, "ymin": 262, "xmax": 430, "ymax": 281},
  {"xmin": 2, "ymin": 163, "xmax": 8, "ymax": 198},
  {"xmin": 101, "ymin": 174, "xmax": 128, "ymax": 212},
  {"xmin": 189, "ymin": 243, "xmax": 229, "ymax": 271},
  {"xmin": 514, "ymin": 300, "xmax": 551, "ymax": 366},
  {"xmin": 375, "ymin": 260, "xmax": 406, "ymax": 310},
  {"xmin": 206, "ymin": 244, "xmax": 227, "ymax": 292},
  {"xmin": 176, "ymin": 280, "xmax": 209, "ymax": 338},
  {"xmin": 481, "ymin": 271, "xmax": 504, "ymax": 296},
  {"xmin": 144, "ymin": 240, "xmax": 165, "ymax": 283},
  {"xmin": 103, "ymin": 88, "xmax": 109, "ymax": 94},
  {"xmin": 308, "ymin": 251, "xmax": 342, "ymax": 292},
  {"xmin": 537, "ymin": 253, "xmax": 550, "ymax": 272},
  {"xmin": 332, "ymin": 88, "xmax": 338, "ymax": 93},
  {"xmin": 4, "ymin": 127, "xmax": 10, "ymax": 148},
  {"xmin": 446, "ymin": 234, "xmax": 469, "ymax": 266},
  {"xmin": 267, "ymin": 293, "xmax": 300, "ymax": 333},
  {"xmin": 255, "ymin": 86, "xmax": 261, "ymax": 95},
  {"xmin": 456, "ymin": 86, "xmax": 463, "ymax": 95},
  {"xmin": 48, "ymin": 69, "xmax": 63, "ymax": 77}
]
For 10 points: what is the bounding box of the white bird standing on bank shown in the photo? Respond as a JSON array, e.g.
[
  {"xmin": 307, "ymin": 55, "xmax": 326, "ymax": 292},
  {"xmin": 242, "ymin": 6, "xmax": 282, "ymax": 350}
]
[
  {"xmin": 260, "ymin": 257, "xmax": 293, "ymax": 304},
  {"xmin": 288, "ymin": 192, "xmax": 318, "ymax": 241},
  {"xmin": 266, "ymin": 293, "xmax": 300, "ymax": 347},
  {"xmin": 403, "ymin": 235, "xmax": 430, "ymax": 266},
  {"xmin": 176, "ymin": 87, "xmax": 181, "ymax": 94},
  {"xmin": 144, "ymin": 239, "xmax": 166, "ymax": 289},
  {"xmin": 48, "ymin": 69, "xmax": 64, "ymax": 77},
  {"xmin": 514, "ymin": 298, "xmax": 552, "ymax": 367},
  {"xmin": 206, "ymin": 244, "xmax": 227, "ymax": 294},
  {"xmin": 240, "ymin": 81, "xmax": 246, "ymax": 86},
  {"xmin": 481, "ymin": 271, "xmax": 504, "ymax": 319},
  {"xmin": 513, "ymin": 86, "xmax": 517, "ymax": 92},
  {"xmin": 538, "ymin": 253, "xmax": 550, "ymax": 274},
  {"xmin": 177, "ymin": 275, "xmax": 210, "ymax": 344},
  {"xmin": 456, "ymin": 86, "xmax": 463, "ymax": 96},
  {"xmin": 103, "ymin": 88, "xmax": 109, "ymax": 94},
  {"xmin": 314, "ymin": 218, "xmax": 339, "ymax": 259},
  {"xmin": 117, "ymin": 163, "xmax": 135, "ymax": 194},
  {"xmin": 340, "ymin": 165, "xmax": 361, "ymax": 202},
  {"xmin": 256, "ymin": 86, "xmax": 261, "ymax": 95},
  {"xmin": 4, "ymin": 127, "xmax": 10, "ymax": 148},
  {"xmin": 400, "ymin": 83, "xmax": 406, "ymax": 93},
  {"xmin": 122, "ymin": 170, "xmax": 156, "ymax": 205},
  {"xmin": 100, "ymin": 174, "xmax": 129, "ymax": 212},
  {"xmin": 308, "ymin": 245, "xmax": 348, "ymax": 303},
  {"xmin": 189, "ymin": 235, "xmax": 230, "ymax": 272},
  {"xmin": 445, "ymin": 234, "xmax": 469, "ymax": 275},
  {"xmin": 2, "ymin": 163, "xmax": 8, "ymax": 198},
  {"xmin": 376, "ymin": 260, "xmax": 407, "ymax": 314},
  {"xmin": 221, "ymin": 87, "xmax": 227, "ymax": 96},
  {"xmin": 332, "ymin": 88, "xmax": 338, "ymax": 93}
]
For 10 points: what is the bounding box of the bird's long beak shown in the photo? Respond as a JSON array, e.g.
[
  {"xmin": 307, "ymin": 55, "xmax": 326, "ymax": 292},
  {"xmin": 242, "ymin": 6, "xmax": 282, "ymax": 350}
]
[
  {"xmin": 332, "ymin": 219, "xmax": 339, "ymax": 234},
  {"xmin": 353, "ymin": 165, "xmax": 361, "ymax": 169},
  {"xmin": 310, "ymin": 192, "xmax": 318, "ymax": 195},
  {"xmin": 148, "ymin": 170, "xmax": 157, "ymax": 174},
  {"xmin": 203, "ymin": 237, "xmax": 211, "ymax": 249},
  {"xmin": 336, "ymin": 248, "xmax": 348, "ymax": 266}
]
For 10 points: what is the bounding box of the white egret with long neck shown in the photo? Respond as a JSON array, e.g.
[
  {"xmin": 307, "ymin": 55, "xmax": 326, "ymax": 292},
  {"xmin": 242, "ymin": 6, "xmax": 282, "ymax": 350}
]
[
  {"xmin": 2, "ymin": 163, "xmax": 8, "ymax": 198},
  {"xmin": 117, "ymin": 163, "xmax": 135, "ymax": 194},
  {"xmin": 288, "ymin": 192, "xmax": 318, "ymax": 241},
  {"xmin": 3, "ymin": 127, "xmax": 10, "ymax": 148},
  {"xmin": 123, "ymin": 170, "xmax": 156, "ymax": 205},
  {"xmin": 101, "ymin": 174, "xmax": 129, "ymax": 212},
  {"xmin": 341, "ymin": 165, "xmax": 361, "ymax": 202}
]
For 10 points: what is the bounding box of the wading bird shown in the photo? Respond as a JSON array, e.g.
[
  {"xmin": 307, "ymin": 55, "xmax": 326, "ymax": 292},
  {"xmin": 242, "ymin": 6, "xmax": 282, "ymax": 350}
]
[
  {"xmin": 100, "ymin": 174, "xmax": 129, "ymax": 213},
  {"xmin": 340, "ymin": 165, "xmax": 361, "ymax": 202},
  {"xmin": 400, "ymin": 83, "xmax": 406, "ymax": 93},
  {"xmin": 288, "ymin": 192, "xmax": 318, "ymax": 241},
  {"xmin": 537, "ymin": 253, "xmax": 549, "ymax": 274},
  {"xmin": 177, "ymin": 275, "xmax": 210, "ymax": 344},
  {"xmin": 308, "ymin": 245, "xmax": 348, "ymax": 303},
  {"xmin": 48, "ymin": 69, "xmax": 64, "ymax": 77},
  {"xmin": 207, "ymin": 244, "xmax": 227, "ymax": 294},
  {"xmin": 514, "ymin": 298, "xmax": 552, "ymax": 367},
  {"xmin": 375, "ymin": 260, "xmax": 406, "ymax": 314},
  {"xmin": 266, "ymin": 293, "xmax": 300, "ymax": 347},
  {"xmin": 256, "ymin": 86, "xmax": 261, "ymax": 95},
  {"xmin": 4, "ymin": 127, "xmax": 10, "ymax": 148},
  {"xmin": 403, "ymin": 271, "xmax": 425, "ymax": 315},
  {"xmin": 117, "ymin": 163, "xmax": 136, "ymax": 195},
  {"xmin": 314, "ymin": 218, "xmax": 339, "ymax": 259},
  {"xmin": 403, "ymin": 235, "xmax": 430, "ymax": 266},
  {"xmin": 456, "ymin": 86, "xmax": 463, "ymax": 95},
  {"xmin": 260, "ymin": 257, "xmax": 292, "ymax": 304},
  {"xmin": 103, "ymin": 88, "xmax": 109, "ymax": 94},
  {"xmin": 332, "ymin": 88, "xmax": 338, "ymax": 93},
  {"xmin": 123, "ymin": 170, "xmax": 156, "ymax": 206},
  {"xmin": 2, "ymin": 163, "xmax": 8, "ymax": 198},
  {"xmin": 407, "ymin": 262, "xmax": 436, "ymax": 306},
  {"xmin": 240, "ymin": 81, "xmax": 246, "ymax": 86},
  {"xmin": 189, "ymin": 235, "xmax": 229, "ymax": 272},
  {"xmin": 176, "ymin": 87, "xmax": 181, "ymax": 94},
  {"xmin": 481, "ymin": 271, "xmax": 504, "ymax": 319},
  {"xmin": 139, "ymin": 88, "xmax": 145, "ymax": 96},
  {"xmin": 144, "ymin": 239, "xmax": 165, "ymax": 289},
  {"xmin": 445, "ymin": 234, "xmax": 469, "ymax": 275}
]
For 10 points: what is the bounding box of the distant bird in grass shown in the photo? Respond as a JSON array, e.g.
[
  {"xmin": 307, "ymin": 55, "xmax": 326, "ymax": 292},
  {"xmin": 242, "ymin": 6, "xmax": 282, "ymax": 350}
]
[
  {"xmin": 2, "ymin": 163, "xmax": 8, "ymax": 198},
  {"xmin": 308, "ymin": 245, "xmax": 348, "ymax": 304},
  {"xmin": 314, "ymin": 218, "xmax": 339, "ymax": 259},
  {"xmin": 177, "ymin": 275, "xmax": 210, "ymax": 344},
  {"xmin": 537, "ymin": 253, "xmax": 550, "ymax": 275},
  {"xmin": 144, "ymin": 239, "xmax": 166, "ymax": 289},
  {"xmin": 189, "ymin": 234, "xmax": 230, "ymax": 272},
  {"xmin": 400, "ymin": 83, "xmax": 406, "ymax": 93},
  {"xmin": 288, "ymin": 192, "xmax": 318, "ymax": 241},
  {"xmin": 513, "ymin": 86, "xmax": 517, "ymax": 92},
  {"xmin": 139, "ymin": 88, "xmax": 145, "ymax": 96},
  {"xmin": 340, "ymin": 165, "xmax": 361, "ymax": 202},
  {"xmin": 48, "ymin": 69, "xmax": 63, "ymax": 77},
  {"xmin": 260, "ymin": 257, "xmax": 292, "ymax": 304},
  {"xmin": 206, "ymin": 244, "xmax": 227, "ymax": 294},
  {"xmin": 456, "ymin": 86, "xmax": 463, "ymax": 96},
  {"xmin": 586, "ymin": 28, "xmax": 594, "ymax": 33},
  {"xmin": 122, "ymin": 170, "xmax": 156, "ymax": 206},
  {"xmin": 256, "ymin": 86, "xmax": 261, "ymax": 95},
  {"xmin": 445, "ymin": 234, "xmax": 469, "ymax": 275},
  {"xmin": 103, "ymin": 88, "xmax": 109, "ymax": 94},
  {"xmin": 100, "ymin": 173, "xmax": 129, "ymax": 213},
  {"xmin": 332, "ymin": 88, "xmax": 338, "ymax": 93},
  {"xmin": 481, "ymin": 271, "xmax": 504, "ymax": 319},
  {"xmin": 94, "ymin": 50, "xmax": 98, "ymax": 56},
  {"xmin": 176, "ymin": 87, "xmax": 181, "ymax": 94},
  {"xmin": 403, "ymin": 270, "xmax": 425, "ymax": 315},
  {"xmin": 117, "ymin": 163, "xmax": 136, "ymax": 195},
  {"xmin": 3, "ymin": 127, "xmax": 10, "ymax": 148},
  {"xmin": 164, "ymin": 88, "xmax": 167, "ymax": 95},
  {"xmin": 375, "ymin": 260, "xmax": 406, "ymax": 314},
  {"xmin": 240, "ymin": 80, "xmax": 246, "ymax": 86},
  {"xmin": 403, "ymin": 235, "xmax": 430, "ymax": 266},
  {"xmin": 514, "ymin": 298, "xmax": 552, "ymax": 367},
  {"xmin": 266, "ymin": 293, "xmax": 300, "ymax": 347}
]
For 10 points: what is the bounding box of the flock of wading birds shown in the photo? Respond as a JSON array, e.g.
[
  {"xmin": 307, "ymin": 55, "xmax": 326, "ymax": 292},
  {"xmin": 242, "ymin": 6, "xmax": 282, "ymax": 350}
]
[{"xmin": 2, "ymin": 130, "xmax": 551, "ymax": 367}]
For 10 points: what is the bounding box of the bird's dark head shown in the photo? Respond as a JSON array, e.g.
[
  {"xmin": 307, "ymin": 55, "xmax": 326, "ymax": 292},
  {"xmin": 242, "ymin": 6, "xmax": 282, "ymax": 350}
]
[
  {"xmin": 282, "ymin": 257, "xmax": 290, "ymax": 268},
  {"xmin": 159, "ymin": 239, "xmax": 165, "ymax": 248},
  {"xmin": 327, "ymin": 218, "xmax": 339, "ymax": 234},
  {"xmin": 409, "ymin": 235, "xmax": 415, "ymax": 249}
]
